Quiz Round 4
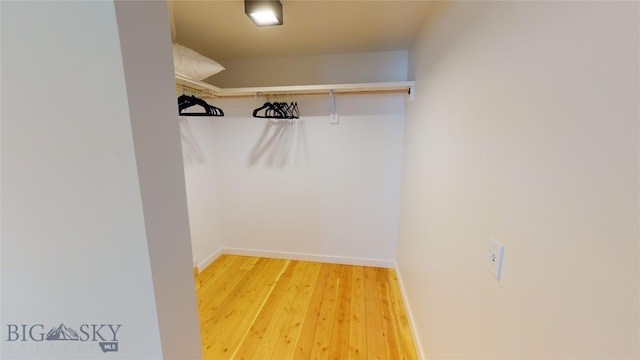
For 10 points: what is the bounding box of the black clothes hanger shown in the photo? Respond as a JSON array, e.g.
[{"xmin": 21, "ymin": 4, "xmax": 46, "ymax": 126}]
[
  {"xmin": 178, "ymin": 94, "xmax": 224, "ymax": 117},
  {"xmin": 178, "ymin": 94, "xmax": 224, "ymax": 116},
  {"xmin": 253, "ymin": 102, "xmax": 274, "ymax": 119},
  {"xmin": 252, "ymin": 101, "xmax": 299, "ymax": 119},
  {"xmin": 289, "ymin": 102, "xmax": 299, "ymax": 119}
]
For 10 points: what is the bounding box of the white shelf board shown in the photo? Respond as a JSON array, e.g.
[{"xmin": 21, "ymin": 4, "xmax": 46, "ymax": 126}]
[
  {"xmin": 175, "ymin": 74, "xmax": 222, "ymax": 95},
  {"xmin": 175, "ymin": 74, "xmax": 414, "ymax": 98}
]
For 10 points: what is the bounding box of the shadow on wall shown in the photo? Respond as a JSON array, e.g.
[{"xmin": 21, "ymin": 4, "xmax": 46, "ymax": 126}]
[
  {"xmin": 248, "ymin": 118, "xmax": 310, "ymax": 169},
  {"xmin": 180, "ymin": 119, "xmax": 204, "ymax": 165}
]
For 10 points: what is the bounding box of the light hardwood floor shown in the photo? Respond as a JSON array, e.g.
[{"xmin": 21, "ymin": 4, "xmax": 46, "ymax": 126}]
[{"xmin": 195, "ymin": 255, "xmax": 418, "ymax": 359}]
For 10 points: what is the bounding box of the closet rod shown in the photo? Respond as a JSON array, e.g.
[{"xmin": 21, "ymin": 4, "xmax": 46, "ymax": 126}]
[
  {"xmin": 175, "ymin": 74, "xmax": 415, "ymax": 99},
  {"xmin": 225, "ymin": 88, "xmax": 412, "ymax": 99}
]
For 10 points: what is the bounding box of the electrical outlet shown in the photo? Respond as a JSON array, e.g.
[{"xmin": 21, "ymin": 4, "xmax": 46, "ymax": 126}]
[{"xmin": 488, "ymin": 238, "xmax": 504, "ymax": 280}]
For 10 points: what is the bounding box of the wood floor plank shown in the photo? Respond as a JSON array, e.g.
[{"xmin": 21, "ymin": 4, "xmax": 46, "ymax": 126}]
[
  {"xmin": 294, "ymin": 262, "xmax": 332, "ymax": 358},
  {"xmin": 329, "ymin": 264, "xmax": 352, "ymax": 360},
  {"xmin": 232, "ymin": 259, "xmax": 295, "ymax": 360},
  {"xmin": 196, "ymin": 254, "xmax": 241, "ymax": 297},
  {"xmin": 269, "ymin": 261, "xmax": 321, "ymax": 359},
  {"xmin": 379, "ymin": 282, "xmax": 401, "ymax": 359},
  {"xmin": 195, "ymin": 256, "xmax": 418, "ymax": 360},
  {"xmin": 373, "ymin": 267, "xmax": 400, "ymax": 360},
  {"xmin": 387, "ymin": 269, "xmax": 419, "ymax": 360},
  {"xmin": 309, "ymin": 263, "xmax": 341, "ymax": 359},
  {"xmin": 255, "ymin": 272, "xmax": 301, "ymax": 358},
  {"xmin": 349, "ymin": 266, "xmax": 367, "ymax": 359},
  {"xmin": 364, "ymin": 266, "xmax": 387, "ymax": 359},
  {"xmin": 238, "ymin": 255, "xmax": 261, "ymax": 270},
  {"xmin": 201, "ymin": 258, "xmax": 288, "ymax": 358},
  {"xmin": 198, "ymin": 255, "xmax": 254, "ymax": 308},
  {"xmin": 198, "ymin": 257, "xmax": 259, "ymax": 344}
]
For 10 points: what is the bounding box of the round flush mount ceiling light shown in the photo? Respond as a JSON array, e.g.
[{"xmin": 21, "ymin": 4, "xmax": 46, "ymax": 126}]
[{"xmin": 245, "ymin": 0, "xmax": 283, "ymax": 27}]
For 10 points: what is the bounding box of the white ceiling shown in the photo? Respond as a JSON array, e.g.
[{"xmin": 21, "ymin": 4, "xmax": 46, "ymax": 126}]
[{"xmin": 170, "ymin": 0, "xmax": 438, "ymax": 62}]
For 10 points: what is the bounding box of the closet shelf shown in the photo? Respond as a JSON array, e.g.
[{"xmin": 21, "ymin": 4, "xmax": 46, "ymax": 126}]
[{"xmin": 175, "ymin": 74, "xmax": 415, "ymax": 98}]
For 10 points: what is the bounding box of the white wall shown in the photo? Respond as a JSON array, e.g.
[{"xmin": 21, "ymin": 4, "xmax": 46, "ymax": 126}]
[
  {"xmin": 398, "ymin": 2, "xmax": 639, "ymax": 359},
  {"xmin": 181, "ymin": 118, "xmax": 225, "ymax": 269},
  {"xmin": 182, "ymin": 95, "xmax": 406, "ymax": 268},
  {"xmin": 209, "ymin": 51, "xmax": 408, "ymax": 88},
  {"xmin": 1, "ymin": 1, "xmax": 200, "ymax": 359},
  {"xmin": 114, "ymin": 2, "xmax": 202, "ymax": 359}
]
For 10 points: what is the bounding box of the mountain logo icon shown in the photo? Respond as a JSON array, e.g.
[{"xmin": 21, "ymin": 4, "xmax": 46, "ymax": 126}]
[{"xmin": 45, "ymin": 323, "xmax": 80, "ymax": 341}]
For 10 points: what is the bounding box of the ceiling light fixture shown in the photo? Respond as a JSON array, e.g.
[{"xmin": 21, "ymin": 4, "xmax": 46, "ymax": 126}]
[{"xmin": 244, "ymin": 0, "xmax": 283, "ymax": 27}]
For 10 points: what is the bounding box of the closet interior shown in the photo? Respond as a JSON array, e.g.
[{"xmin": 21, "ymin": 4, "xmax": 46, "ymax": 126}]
[{"xmin": 169, "ymin": 1, "xmax": 432, "ymax": 358}]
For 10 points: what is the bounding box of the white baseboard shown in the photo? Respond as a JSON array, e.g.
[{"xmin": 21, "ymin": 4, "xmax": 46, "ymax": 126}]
[
  {"xmin": 394, "ymin": 262, "xmax": 426, "ymax": 360},
  {"xmin": 217, "ymin": 247, "xmax": 395, "ymax": 268},
  {"xmin": 196, "ymin": 248, "xmax": 223, "ymax": 272}
]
